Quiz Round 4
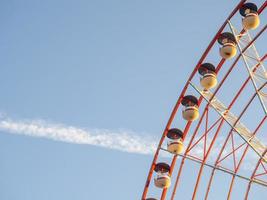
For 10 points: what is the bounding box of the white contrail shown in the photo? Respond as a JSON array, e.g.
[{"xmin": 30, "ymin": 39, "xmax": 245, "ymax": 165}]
[
  {"xmin": 0, "ymin": 118, "xmax": 157, "ymax": 155},
  {"xmin": 0, "ymin": 117, "xmax": 260, "ymax": 171}
]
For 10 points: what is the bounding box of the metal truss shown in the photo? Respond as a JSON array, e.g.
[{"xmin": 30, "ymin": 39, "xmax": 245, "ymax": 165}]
[
  {"xmin": 190, "ymin": 82, "xmax": 267, "ymax": 162},
  {"xmin": 141, "ymin": 1, "xmax": 267, "ymax": 200},
  {"xmin": 228, "ymin": 20, "xmax": 267, "ymax": 115}
]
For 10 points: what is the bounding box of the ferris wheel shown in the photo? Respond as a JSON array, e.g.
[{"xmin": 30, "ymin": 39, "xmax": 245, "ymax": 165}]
[{"xmin": 141, "ymin": 1, "xmax": 267, "ymax": 199}]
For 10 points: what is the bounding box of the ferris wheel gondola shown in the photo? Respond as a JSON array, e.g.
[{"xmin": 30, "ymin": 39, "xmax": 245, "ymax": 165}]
[{"xmin": 141, "ymin": 1, "xmax": 267, "ymax": 199}]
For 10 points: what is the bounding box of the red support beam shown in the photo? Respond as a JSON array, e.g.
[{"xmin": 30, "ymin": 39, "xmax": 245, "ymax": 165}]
[{"xmin": 142, "ymin": 1, "xmax": 266, "ymax": 199}]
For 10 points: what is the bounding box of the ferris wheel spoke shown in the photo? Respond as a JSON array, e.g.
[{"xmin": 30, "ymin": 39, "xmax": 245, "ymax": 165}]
[
  {"xmin": 245, "ymin": 149, "xmax": 267, "ymax": 200},
  {"xmin": 159, "ymin": 147, "xmax": 267, "ymax": 188},
  {"xmin": 228, "ymin": 20, "xmax": 267, "ymax": 117},
  {"xmin": 204, "ymin": 115, "xmax": 267, "ymax": 200},
  {"xmin": 142, "ymin": 1, "xmax": 267, "ymax": 199},
  {"xmin": 190, "ymin": 82, "xmax": 267, "ymax": 163}
]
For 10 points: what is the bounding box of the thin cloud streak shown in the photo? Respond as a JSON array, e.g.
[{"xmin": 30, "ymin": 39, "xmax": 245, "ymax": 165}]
[
  {"xmin": 0, "ymin": 118, "xmax": 157, "ymax": 155},
  {"xmin": 0, "ymin": 117, "xmax": 260, "ymax": 171}
]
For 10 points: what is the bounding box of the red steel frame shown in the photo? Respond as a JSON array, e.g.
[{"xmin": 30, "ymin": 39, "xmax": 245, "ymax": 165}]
[{"xmin": 141, "ymin": 1, "xmax": 267, "ymax": 200}]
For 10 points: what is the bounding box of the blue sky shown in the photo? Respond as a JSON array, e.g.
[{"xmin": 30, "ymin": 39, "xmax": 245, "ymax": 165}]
[{"xmin": 0, "ymin": 0, "xmax": 267, "ymax": 199}]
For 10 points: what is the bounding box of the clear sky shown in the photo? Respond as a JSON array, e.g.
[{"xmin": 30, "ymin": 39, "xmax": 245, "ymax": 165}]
[{"xmin": 0, "ymin": 0, "xmax": 266, "ymax": 199}]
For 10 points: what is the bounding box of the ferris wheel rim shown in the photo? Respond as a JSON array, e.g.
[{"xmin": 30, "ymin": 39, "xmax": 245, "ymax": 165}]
[{"xmin": 142, "ymin": 1, "xmax": 267, "ymax": 199}]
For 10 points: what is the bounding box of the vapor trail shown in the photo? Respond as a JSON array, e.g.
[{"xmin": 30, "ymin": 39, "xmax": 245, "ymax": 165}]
[
  {"xmin": 0, "ymin": 118, "xmax": 157, "ymax": 155},
  {"xmin": 0, "ymin": 117, "xmax": 260, "ymax": 171}
]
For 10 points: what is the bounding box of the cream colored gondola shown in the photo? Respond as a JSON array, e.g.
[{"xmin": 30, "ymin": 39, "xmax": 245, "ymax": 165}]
[
  {"xmin": 181, "ymin": 95, "xmax": 199, "ymax": 121},
  {"xmin": 240, "ymin": 3, "xmax": 260, "ymax": 30},
  {"xmin": 217, "ymin": 32, "xmax": 237, "ymax": 59},
  {"xmin": 154, "ymin": 162, "xmax": 171, "ymax": 189},
  {"xmin": 198, "ymin": 63, "xmax": 217, "ymax": 90},
  {"xmin": 167, "ymin": 128, "xmax": 184, "ymax": 154}
]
